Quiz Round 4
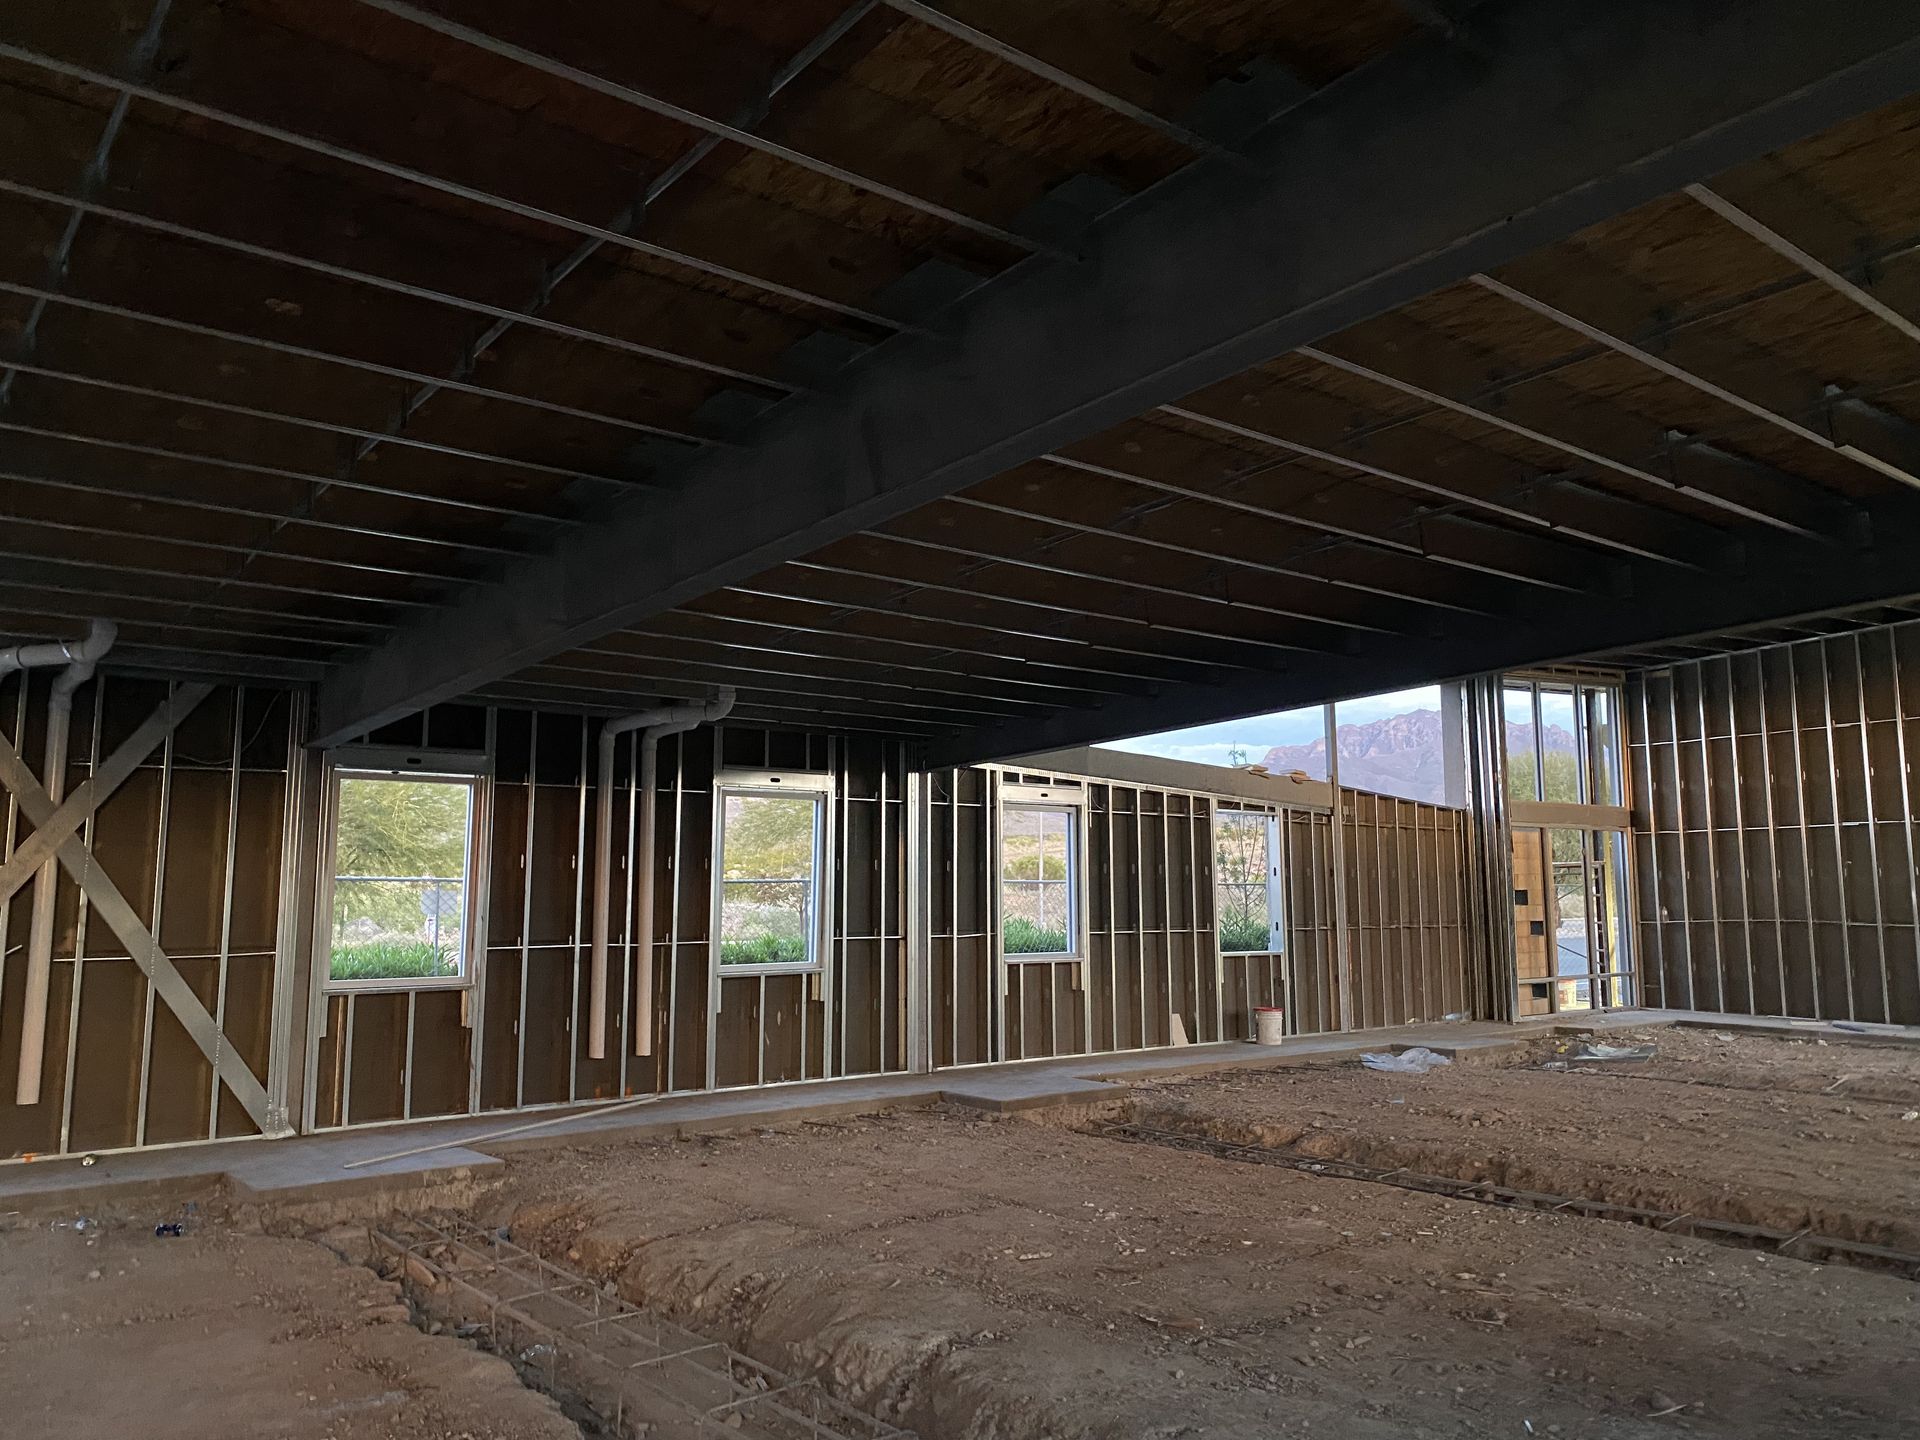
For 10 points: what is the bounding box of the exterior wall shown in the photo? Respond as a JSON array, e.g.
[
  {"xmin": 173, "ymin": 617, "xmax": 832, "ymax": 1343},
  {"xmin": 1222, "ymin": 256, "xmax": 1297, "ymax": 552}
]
[
  {"xmin": 928, "ymin": 769, "xmax": 1474, "ymax": 1065},
  {"xmin": 1628, "ymin": 620, "xmax": 1920, "ymax": 1024},
  {"xmin": 930, "ymin": 771, "xmax": 1319, "ymax": 1064},
  {"xmin": 1229, "ymin": 808, "xmax": 1340, "ymax": 1038},
  {"xmin": 927, "ymin": 766, "xmax": 991, "ymax": 1067},
  {"xmin": 1, "ymin": 685, "xmax": 1489, "ymax": 1158},
  {"xmin": 0, "ymin": 673, "xmax": 297, "ymax": 1159},
  {"xmin": 1339, "ymin": 789, "xmax": 1475, "ymax": 1030},
  {"xmin": 307, "ymin": 710, "xmax": 913, "ymax": 1129}
]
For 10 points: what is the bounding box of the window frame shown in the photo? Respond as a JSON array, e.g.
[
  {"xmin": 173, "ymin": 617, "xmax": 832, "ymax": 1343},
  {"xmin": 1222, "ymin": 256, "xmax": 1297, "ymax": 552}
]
[
  {"xmin": 709, "ymin": 768, "xmax": 835, "ymax": 978},
  {"xmin": 1502, "ymin": 681, "xmax": 1542, "ymax": 804},
  {"xmin": 1500, "ymin": 673, "xmax": 1635, "ymax": 1017},
  {"xmin": 1504, "ymin": 675, "xmax": 1630, "ymax": 829},
  {"xmin": 319, "ymin": 747, "xmax": 487, "ymax": 995},
  {"xmin": 1329, "ymin": 682, "xmax": 1469, "ymax": 809},
  {"xmin": 1534, "ymin": 684, "xmax": 1584, "ymax": 804},
  {"xmin": 1214, "ymin": 808, "xmax": 1287, "ymax": 957},
  {"xmin": 997, "ymin": 783, "xmax": 1086, "ymax": 964}
]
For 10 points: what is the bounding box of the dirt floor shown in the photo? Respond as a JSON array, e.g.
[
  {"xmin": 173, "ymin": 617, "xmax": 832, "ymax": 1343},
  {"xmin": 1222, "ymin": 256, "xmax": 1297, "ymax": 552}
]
[
  {"xmin": 1126, "ymin": 1028, "xmax": 1920, "ymax": 1253},
  {"xmin": 0, "ymin": 1211, "xmax": 578, "ymax": 1440},
  {"xmin": 4, "ymin": 1027, "xmax": 1916, "ymax": 1440},
  {"xmin": 490, "ymin": 1073, "xmax": 1920, "ymax": 1440}
]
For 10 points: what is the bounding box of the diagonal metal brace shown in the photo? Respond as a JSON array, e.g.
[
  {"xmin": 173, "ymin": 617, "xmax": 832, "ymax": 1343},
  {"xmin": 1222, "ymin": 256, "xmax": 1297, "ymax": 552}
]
[
  {"xmin": 0, "ymin": 682, "xmax": 212, "ymax": 906},
  {"xmin": 0, "ymin": 685, "xmax": 270, "ymax": 1127}
]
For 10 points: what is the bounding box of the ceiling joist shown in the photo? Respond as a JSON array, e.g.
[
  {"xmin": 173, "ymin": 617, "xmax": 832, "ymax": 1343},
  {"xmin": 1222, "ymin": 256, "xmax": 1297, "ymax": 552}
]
[{"xmin": 312, "ymin": 0, "xmax": 1920, "ymax": 746}]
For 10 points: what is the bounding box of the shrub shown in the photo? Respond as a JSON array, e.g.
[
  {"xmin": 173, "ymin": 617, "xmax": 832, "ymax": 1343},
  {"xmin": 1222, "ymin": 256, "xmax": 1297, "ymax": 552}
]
[
  {"xmin": 719, "ymin": 934, "xmax": 809, "ymax": 967},
  {"xmin": 330, "ymin": 939, "xmax": 457, "ymax": 980},
  {"xmin": 1218, "ymin": 914, "xmax": 1272, "ymax": 953},
  {"xmin": 1003, "ymin": 917, "xmax": 1068, "ymax": 955}
]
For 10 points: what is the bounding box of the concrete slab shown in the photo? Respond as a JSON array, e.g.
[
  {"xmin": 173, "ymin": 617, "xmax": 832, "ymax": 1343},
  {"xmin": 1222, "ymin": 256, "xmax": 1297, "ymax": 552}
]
[
  {"xmin": 941, "ymin": 1072, "xmax": 1120, "ymax": 1112},
  {"xmin": 0, "ymin": 1143, "xmax": 232, "ymax": 1215},
  {"xmin": 8, "ymin": 1009, "xmax": 1912, "ymax": 1216},
  {"xmin": 1657, "ymin": 1010, "xmax": 1920, "ymax": 1049},
  {"xmin": 483, "ymin": 1074, "xmax": 949, "ymax": 1153},
  {"xmin": 228, "ymin": 1143, "xmax": 503, "ymax": 1205}
]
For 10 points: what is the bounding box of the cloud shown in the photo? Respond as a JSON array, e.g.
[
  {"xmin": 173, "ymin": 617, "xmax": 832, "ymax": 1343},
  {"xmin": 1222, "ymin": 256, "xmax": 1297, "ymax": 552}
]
[
  {"xmin": 1100, "ymin": 739, "xmax": 1247, "ymax": 766},
  {"xmin": 1094, "ymin": 686, "xmax": 1446, "ymax": 771},
  {"xmin": 1332, "ymin": 687, "xmax": 1443, "ymax": 726}
]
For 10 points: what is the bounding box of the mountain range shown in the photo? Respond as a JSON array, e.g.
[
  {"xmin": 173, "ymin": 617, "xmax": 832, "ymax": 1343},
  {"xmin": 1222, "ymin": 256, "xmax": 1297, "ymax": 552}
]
[{"xmin": 1259, "ymin": 709, "xmax": 1576, "ymax": 803}]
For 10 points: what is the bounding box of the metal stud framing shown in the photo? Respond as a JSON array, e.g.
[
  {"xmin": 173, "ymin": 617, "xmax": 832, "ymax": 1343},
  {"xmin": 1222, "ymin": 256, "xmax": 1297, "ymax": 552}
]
[
  {"xmin": 1629, "ymin": 617, "xmax": 1920, "ymax": 1024},
  {"xmin": 297, "ymin": 712, "xmax": 920, "ymax": 1132},
  {"xmin": 917, "ymin": 760, "xmax": 1479, "ymax": 1068},
  {"xmin": 9, "ymin": 691, "xmax": 1588, "ymax": 1159},
  {"xmin": 0, "ymin": 674, "xmax": 294, "ymax": 1158}
]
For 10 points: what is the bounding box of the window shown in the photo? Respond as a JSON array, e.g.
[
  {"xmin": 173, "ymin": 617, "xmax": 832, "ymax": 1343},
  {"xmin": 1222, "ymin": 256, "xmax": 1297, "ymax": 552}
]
[
  {"xmin": 1502, "ymin": 676, "xmax": 1634, "ymax": 1017},
  {"xmin": 714, "ymin": 778, "xmax": 829, "ymax": 971},
  {"xmin": 1332, "ymin": 684, "xmax": 1465, "ymax": 806},
  {"xmin": 1537, "ymin": 688, "xmax": 1581, "ymax": 802},
  {"xmin": 1099, "ymin": 704, "xmax": 1329, "ymax": 779},
  {"xmin": 1000, "ymin": 791, "xmax": 1081, "ymax": 959},
  {"xmin": 1584, "ymin": 687, "xmax": 1622, "ymax": 807},
  {"xmin": 1541, "ymin": 826, "xmax": 1635, "ymax": 1012},
  {"xmin": 327, "ymin": 769, "xmax": 477, "ymax": 986},
  {"xmin": 1215, "ymin": 810, "xmax": 1285, "ymax": 955},
  {"xmin": 1504, "ymin": 684, "xmax": 1539, "ymax": 804},
  {"xmin": 1502, "ymin": 677, "xmax": 1624, "ymax": 808}
]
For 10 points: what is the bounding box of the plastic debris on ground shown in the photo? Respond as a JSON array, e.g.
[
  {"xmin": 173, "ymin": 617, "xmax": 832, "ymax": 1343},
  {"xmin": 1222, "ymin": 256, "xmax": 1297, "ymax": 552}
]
[
  {"xmin": 1360, "ymin": 1047, "xmax": 1451, "ymax": 1074},
  {"xmin": 1567, "ymin": 1043, "xmax": 1657, "ymax": 1062}
]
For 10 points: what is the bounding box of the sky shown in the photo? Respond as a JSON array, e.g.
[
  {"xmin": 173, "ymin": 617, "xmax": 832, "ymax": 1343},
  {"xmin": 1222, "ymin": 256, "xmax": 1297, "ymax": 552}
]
[{"xmin": 1098, "ymin": 685, "xmax": 1444, "ymax": 769}]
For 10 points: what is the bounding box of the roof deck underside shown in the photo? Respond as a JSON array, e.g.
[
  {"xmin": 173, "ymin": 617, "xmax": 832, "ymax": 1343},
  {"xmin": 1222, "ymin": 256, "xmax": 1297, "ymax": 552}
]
[{"xmin": 5, "ymin": 0, "xmax": 1920, "ymax": 761}]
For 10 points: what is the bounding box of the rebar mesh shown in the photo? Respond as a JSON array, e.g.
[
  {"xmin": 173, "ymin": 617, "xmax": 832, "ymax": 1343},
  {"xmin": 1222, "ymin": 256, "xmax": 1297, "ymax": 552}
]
[{"xmin": 371, "ymin": 1215, "xmax": 916, "ymax": 1440}]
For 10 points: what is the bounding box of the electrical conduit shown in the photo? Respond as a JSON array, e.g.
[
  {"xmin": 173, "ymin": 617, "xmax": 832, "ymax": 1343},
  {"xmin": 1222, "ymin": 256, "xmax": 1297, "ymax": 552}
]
[
  {"xmin": 588, "ymin": 688, "xmax": 735, "ymax": 1061},
  {"xmin": 13, "ymin": 618, "xmax": 116, "ymax": 1105}
]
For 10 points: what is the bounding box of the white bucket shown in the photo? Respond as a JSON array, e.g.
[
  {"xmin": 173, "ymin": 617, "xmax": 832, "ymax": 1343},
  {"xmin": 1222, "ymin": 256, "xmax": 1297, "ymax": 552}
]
[{"xmin": 1253, "ymin": 1006, "xmax": 1286, "ymax": 1045}]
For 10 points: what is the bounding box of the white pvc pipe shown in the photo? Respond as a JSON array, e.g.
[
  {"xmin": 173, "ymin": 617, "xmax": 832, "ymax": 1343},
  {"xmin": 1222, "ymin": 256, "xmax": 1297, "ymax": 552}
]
[
  {"xmin": 0, "ymin": 627, "xmax": 114, "ymax": 677},
  {"xmin": 14, "ymin": 619, "xmax": 116, "ymax": 1106},
  {"xmin": 587, "ymin": 688, "xmax": 735, "ymax": 1061}
]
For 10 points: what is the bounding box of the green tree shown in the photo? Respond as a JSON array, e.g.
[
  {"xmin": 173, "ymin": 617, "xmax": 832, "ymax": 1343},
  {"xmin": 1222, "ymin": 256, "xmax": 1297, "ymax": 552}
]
[
  {"xmin": 1215, "ymin": 813, "xmax": 1270, "ymax": 952},
  {"xmin": 1549, "ymin": 824, "xmax": 1586, "ymax": 865},
  {"xmin": 335, "ymin": 777, "xmax": 469, "ymax": 877},
  {"xmin": 331, "ymin": 778, "xmax": 470, "ymax": 977},
  {"xmin": 1507, "ymin": 748, "xmax": 1582, "ymax": 805},
  {"xmin": 720, "ymin": 794, "xmax": 815, "ymax": 879},
  {"xmin": 1540, "ymin": 748, "xmax": 1581, "ymax": 803},
  {"xmin": 718, "ymin": 795, "xmax": 817, "ymax": 965}
]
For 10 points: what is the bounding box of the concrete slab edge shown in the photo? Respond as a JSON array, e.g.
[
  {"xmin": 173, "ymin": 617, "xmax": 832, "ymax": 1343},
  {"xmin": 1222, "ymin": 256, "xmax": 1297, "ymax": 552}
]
[{"xmin": 12, "ymin": 1010, "xmax": 1918, "ymax": 1213}]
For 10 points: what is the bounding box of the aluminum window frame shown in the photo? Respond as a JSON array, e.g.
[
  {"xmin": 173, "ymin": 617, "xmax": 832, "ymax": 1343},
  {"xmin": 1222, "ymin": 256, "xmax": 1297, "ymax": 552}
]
[
  {"xmin": 997, "ymin": 782, "xmax": 1087, "ymax": 964},
  {"xmin": 1502, "ymin": 680, "xmax": 1543, "ymax": 805},
  {"xmin": 709, "ymin": 768, "xmax": 835, "ymax": 978},
  {"xmin": 1503, "ymin": 674, "xmax": 1629, "ymax": 817},
  {"xmin": 1214, "ymin": 808, "xmax": 1288, "ymax": 957},
  {"xmin": 317, "ymin": 747, "xmax": 488, "ymax": 996},
  {"xmin": 1329, "ymin": 680, "xmax": 1470, "ymax": 809},
  {"xmin": 1500, "ymin": 673, "xmax": 1637, "ymax": 1015}
]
